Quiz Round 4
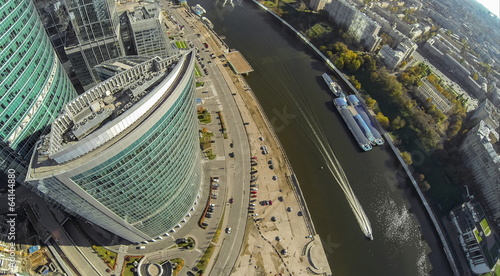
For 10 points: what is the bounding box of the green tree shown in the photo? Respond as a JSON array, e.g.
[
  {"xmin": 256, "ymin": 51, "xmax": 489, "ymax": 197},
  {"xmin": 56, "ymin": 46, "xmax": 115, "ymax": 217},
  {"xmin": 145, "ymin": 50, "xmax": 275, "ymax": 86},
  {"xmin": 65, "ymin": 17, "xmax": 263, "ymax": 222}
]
[
  {"xmin": 365, "ymin": 96, "xmax": 377, "ymax": 109},
  {"xmin": 376, "ymin": 112, "xmax": 390, "ymax": 129},
  {"xmin": 400, "ymin": 151, "xmax": 412, "ymax": 165},
  {"xmin": 471, "ymin": 72, "xmax": 479, "ymax": 81},
  {"xmin": 391, "ymin": 116, "xmax": 406, "ymax": 130}
]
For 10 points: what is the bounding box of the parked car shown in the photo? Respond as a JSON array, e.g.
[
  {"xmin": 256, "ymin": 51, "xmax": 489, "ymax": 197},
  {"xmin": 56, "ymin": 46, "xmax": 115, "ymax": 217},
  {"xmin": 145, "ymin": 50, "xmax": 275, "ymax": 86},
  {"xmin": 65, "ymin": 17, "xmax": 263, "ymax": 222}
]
[
  {"xmin": 225, "ymin": 227, "xmax": 231, "ymax": 234},
  {"xmin": 251, "ymin": 191, "xmax": 257, "ymax": 194}
]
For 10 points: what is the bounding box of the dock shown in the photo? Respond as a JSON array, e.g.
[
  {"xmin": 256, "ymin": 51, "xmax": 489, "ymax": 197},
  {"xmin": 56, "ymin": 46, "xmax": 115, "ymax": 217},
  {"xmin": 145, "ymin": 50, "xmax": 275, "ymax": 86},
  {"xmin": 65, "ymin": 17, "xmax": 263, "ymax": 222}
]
[{"xmin": 224, "ymin": 51, "xmax": 254, "ymax": 75}]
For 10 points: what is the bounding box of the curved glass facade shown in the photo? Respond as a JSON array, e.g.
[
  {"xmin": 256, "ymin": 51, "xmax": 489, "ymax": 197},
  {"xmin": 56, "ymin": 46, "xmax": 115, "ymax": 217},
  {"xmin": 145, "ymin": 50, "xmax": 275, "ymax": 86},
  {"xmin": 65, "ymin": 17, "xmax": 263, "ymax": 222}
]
[
  {"xmin": 0, "ymin": 0, "xmax": 77, "ymax": 158},
  {"xmin": 26, "ymin": 53, "xmax": 202, "ymax": 242},
  {"xmin": 71, "ymin": 75, "xmax": 201, "ymax": 237}
]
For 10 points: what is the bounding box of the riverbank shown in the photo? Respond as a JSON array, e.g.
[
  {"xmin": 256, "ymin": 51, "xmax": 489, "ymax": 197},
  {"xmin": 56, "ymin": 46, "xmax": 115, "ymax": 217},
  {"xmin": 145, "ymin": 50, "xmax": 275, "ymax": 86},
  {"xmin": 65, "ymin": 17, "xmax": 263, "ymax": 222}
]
[
  {"xmin": 181, "ymin": 4, "xmax": 333, "ymax": 275},
  {"xmin": 250, "ymin": 1, "xmax": 460, "ymax": 275}
]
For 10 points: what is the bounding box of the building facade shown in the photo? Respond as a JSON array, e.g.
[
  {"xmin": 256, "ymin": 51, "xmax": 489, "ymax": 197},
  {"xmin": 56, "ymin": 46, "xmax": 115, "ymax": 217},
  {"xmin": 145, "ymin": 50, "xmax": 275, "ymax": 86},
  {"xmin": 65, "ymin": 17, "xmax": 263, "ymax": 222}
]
[
  {"xmin": 33, "ymin": 0, "xmax": 125, "ymax": 89},
  {"xmin": 0, "ymin": 0, "xmax": 77, "ymax": 182},
  {"xmin": 26, "ymin": 52, "xmax": 202, "ymax": 243},
  {"xmin": 460, "ymin": 121, "xmax": 500, "ymax": 225},
  {"xmin": 325, "ymin": 0, "xmax": 381, "ymax": 52},
  {"xmin": 126, "ymin": 3, "xmax": 176, "ymax": 58},
  {"xmin": 450, "ymin": 196, "xmax": 500, "ymax": 274}
]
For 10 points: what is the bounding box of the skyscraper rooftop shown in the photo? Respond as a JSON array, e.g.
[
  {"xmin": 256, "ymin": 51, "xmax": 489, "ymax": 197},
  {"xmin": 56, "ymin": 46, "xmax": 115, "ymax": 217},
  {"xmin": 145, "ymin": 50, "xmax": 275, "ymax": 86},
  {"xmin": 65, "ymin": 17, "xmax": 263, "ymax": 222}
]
[{"xmin": 26, "ymin": 51, "xmax": 202, "ymax": 242}]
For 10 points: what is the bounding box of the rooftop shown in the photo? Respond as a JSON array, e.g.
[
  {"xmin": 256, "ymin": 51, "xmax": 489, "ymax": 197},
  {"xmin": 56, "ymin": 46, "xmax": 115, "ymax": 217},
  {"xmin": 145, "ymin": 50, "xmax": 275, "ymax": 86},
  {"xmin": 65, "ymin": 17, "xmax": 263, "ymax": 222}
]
[{"xmin": 29, "ymin": 52, "xmax": 193, "ymax": 169}]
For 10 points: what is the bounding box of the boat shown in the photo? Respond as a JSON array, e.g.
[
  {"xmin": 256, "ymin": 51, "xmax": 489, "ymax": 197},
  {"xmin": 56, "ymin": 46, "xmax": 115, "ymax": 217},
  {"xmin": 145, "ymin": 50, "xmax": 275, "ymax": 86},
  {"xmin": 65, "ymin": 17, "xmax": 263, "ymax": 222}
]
[
  {"xmin": 322, "ymin": 73, "xmax": 345, "ymax": 98},
  {"xmin": 366, "ymin": 231, "xmax": 373, "ymax": 240},
  {"xmin": 333, "ymin": 98, "xmax": 372, "ymax": 151},
  {"xmin": 201, "ymin": 17, "xmax": 214, "ymax": 29},
  {"xmin": 191, "ymin": 4, "xmax": 206, "ymax": 16},
  {"xmin": 346, "ymin": 95, "xmax": 385, "ymax": 146}
]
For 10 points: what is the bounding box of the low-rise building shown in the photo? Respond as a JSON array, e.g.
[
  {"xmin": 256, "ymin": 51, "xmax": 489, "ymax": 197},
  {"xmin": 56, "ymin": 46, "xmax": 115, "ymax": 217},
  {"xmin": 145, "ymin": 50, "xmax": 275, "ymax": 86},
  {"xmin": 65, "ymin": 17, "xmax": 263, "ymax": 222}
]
[{"xmin": 413, "ymin": 79, "xmax": 453, "ymax": 114}]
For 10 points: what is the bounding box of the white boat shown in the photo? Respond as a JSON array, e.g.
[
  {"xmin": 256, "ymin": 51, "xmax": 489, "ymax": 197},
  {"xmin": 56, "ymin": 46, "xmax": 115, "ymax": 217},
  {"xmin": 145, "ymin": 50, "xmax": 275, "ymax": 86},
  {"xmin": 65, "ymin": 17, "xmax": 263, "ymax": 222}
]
[{"xmin": 322, "ymin": 73, "xmax": 345, "ymax": 98}]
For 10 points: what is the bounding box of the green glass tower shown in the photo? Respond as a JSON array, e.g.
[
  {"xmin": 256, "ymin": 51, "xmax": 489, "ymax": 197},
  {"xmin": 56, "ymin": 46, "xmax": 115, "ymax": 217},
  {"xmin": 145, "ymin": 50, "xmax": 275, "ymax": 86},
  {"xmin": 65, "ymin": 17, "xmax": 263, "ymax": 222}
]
[
  {"xmin": 0, "ymin": 0, "xmax": 77, "ymax": 177},
  {"xmin": 26, "ymin": 52, "xmax": 202, "ymax": 243}
]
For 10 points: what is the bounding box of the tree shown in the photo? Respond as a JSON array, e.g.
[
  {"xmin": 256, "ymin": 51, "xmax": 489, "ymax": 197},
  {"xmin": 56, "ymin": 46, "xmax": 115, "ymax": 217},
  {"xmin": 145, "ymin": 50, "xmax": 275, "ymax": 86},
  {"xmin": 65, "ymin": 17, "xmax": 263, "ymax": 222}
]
[
  {"xmin": 401, "ymin": 151, "xmax": 412, "ymax": 165},
  {"xmin": 471, "ymin": 72, "xmax": 479, "ymax": 81},
  {"xmin": 365, "ymin": 96, "xmax": 377, "ymax": 109},
  {"xmin": 391, "ymin": 116, "xmax": 406, "ymax": 130},
  {"xmin": 376, "ymin": 112, "xmax": 390, "ymax": 129}
]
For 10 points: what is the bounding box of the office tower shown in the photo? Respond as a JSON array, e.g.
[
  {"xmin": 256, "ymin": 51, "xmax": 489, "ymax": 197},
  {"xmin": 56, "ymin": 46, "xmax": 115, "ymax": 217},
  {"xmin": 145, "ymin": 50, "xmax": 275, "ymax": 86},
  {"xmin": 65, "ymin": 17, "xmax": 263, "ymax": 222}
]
[
  {"xmin": 126, "ymin": 3, "xmax": 178, "ymax": 58},
  {"xmin": 26, "ymin": 52, "xmax": 202, "ymax": 243},
  {"xmin": 36, "ymin": 0, "xmax": 124, "ymax": 90},
  {"xmin": 66, "ymin": 0, "xmax": 124, "ymax": 89},
  {"xmin": 0, "ymin": 0, "xmax": 77, "ymax": 181}
]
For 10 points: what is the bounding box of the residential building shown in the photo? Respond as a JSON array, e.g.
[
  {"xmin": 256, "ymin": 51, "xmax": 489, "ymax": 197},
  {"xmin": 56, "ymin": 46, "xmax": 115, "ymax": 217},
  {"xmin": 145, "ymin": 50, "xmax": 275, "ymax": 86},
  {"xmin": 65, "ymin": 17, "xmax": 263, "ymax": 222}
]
[
  {"xmin": 325, "ymin": 0, "xmax": 381, "ymax": 52},
  {"xmin": 460, "ymin": 121, "xmax": 500, "ymax": 225},
  {"xmin": 450, "ymin": 196, "xmax": 500, "ymax": 274},
  {"xmin": 471, "ymin": 99, "xmax": 500, "ymax": 131},
  {"xmin": 26, "ymin": 52, "xmax": 202, "ymax": 243},
  {"xmin": 309, "ymin": 0, "xmax": 331, "ymax": 11},
  {"xmin": 1, "ymin": 0, "xmax": 77, "ymax": 184}
]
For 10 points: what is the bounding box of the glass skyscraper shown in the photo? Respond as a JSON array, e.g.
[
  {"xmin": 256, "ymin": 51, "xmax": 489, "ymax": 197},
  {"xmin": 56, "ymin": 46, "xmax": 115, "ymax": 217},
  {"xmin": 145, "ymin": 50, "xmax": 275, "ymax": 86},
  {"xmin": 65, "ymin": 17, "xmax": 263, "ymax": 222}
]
[
  {"xmin": 0, "ymin": 0, "xmax": 77, "ymax": 178},
  {"xmin": 26, "ymin": 52, "xmax": 202, "ymax": 243}
]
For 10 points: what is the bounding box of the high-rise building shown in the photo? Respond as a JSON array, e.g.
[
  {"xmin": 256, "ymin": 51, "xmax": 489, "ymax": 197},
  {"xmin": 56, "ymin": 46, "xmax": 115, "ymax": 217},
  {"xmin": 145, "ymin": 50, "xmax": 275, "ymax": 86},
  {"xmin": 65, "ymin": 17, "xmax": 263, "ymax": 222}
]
[
  {"xmin": 324, "ymin": 0, "xmax": 381, "ymax": 52},
  {"xmin": 26, "ymin": 51, "xmax": 202, "ymax": 243},
  {"xmin": 0, "ymin": 0, "xmax": 77, "ymax": 181},
  {"xmin": 459, "ymin": 120, "xmax": 500, "ymax": 225},
  {"xmin": 126, "ymin": 3, "xmax": 178, "ymax": 58},
  {"xmin": 34, "ymin": 0, "xmax": 124, "ymax": 89},
  {"xmin": 64, "ymin": 0, "xmax": 124, "ymax": 90}
]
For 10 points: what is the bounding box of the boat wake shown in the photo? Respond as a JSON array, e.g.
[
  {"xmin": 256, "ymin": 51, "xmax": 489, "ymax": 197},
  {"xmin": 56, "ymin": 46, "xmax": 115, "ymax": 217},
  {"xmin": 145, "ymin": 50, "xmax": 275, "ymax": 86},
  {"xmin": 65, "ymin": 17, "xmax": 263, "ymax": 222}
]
[
  {"xmin": 307, "ymin": 122, "xmax": 373, "ymax": 240},
  {"xmin": 237, "ymin": 17, "xmax": 372, "ymax": 239}
]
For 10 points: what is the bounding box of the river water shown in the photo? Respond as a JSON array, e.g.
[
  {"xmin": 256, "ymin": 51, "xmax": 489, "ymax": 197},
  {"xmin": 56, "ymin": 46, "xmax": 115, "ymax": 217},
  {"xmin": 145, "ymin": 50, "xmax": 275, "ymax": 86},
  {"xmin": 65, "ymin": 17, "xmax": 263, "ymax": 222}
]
[{"xmin": 193, "ymin": 1, "xmax": 453, "ymax": 275}]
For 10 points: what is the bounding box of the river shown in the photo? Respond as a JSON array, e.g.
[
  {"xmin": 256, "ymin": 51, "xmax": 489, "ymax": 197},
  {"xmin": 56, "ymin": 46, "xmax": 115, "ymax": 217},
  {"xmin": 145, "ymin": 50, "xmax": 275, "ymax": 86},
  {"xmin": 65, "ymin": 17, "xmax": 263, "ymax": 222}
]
[{"xmin": 193, "ymin": 0, "xmax": 453, "ymax": 275}]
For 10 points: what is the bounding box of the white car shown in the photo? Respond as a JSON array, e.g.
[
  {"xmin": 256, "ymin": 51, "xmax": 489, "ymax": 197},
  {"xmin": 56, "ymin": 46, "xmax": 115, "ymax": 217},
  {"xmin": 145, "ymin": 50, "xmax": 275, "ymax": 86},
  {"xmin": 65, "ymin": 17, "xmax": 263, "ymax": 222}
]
[
  {"xmin": 251, "ymin": 188, "xmax": 258, "ymax": 191},
  {"xmin": 225, "ymin": 227, "xmax": 231, "ymax": 234}
]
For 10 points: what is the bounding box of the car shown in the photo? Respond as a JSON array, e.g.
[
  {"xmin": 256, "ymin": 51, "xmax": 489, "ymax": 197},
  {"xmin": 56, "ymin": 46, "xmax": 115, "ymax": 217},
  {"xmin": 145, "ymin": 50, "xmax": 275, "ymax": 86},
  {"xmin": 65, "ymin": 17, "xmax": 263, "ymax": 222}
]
[
  {"xmin": 209, "ymin": 204, "xmax": 215, "ymax": 207},
  {"xmin": 205, "ymin": 213, "xmax": 212, "ymax": 218},
  {"xmin": 269, "ymin": 165, "xmax": 274, "ymax": 170},
  {"xmin": 137, "ymin": 246, "xmax": 146, "ymax": 250},
  {"xmin": 251, "ymin": 191, "xmax": 257, "ymax": 194},
  {"xmin": 259, "ymin": 136, "xmax": 264, "ymax": 141},
  {"xmin": 251, "ymin": 195, "xmax": 257, "ymax": 198},
  {"xmin": 272, "ymin": 175, "xmax": 278, "ymax": 180},
  {"xmin": 249, "ymin": 203, "xmax": 256, "ymax": 206},
  {"xmin": 268, "ymin": 160, "xmax": 273, "ymax": 165},
  {"xmin": 203, "ymin": 42, "xmax": 209, "ymax": 48},
  {"xmin": 251, "ymin": 214, "xmax": 259, "ymax": 216},
  {"xmin": 251, "ymin": 188, "xmax": 258, "ymax": 191},
  {"xmin": 248, "ymin": 207, "xmax": 255, "ymax": 210},
  {"xmin": 225, "ymin": 227, "xmax": 231, "ymax": 234},
  {"xmin": 243, "ymin": 122, "xmax": 250, "ymax": 125},
  {"xmin": 229, "ymin": 198, "xmax": 234, "ymax": 204},
  {"xmin": 251, "ymin": 156, "xmax": 258, "ymax": 159}
]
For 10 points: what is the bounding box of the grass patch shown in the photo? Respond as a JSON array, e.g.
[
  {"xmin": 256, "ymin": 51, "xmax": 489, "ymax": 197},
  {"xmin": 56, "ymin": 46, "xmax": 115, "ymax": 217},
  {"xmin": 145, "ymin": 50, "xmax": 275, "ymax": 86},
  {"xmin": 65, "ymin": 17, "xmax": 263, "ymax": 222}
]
[
  {"xmin": 170, "ymin": 258, "xmax": 184, "ymax": 275},
  {"xmin": 480, "ymin": 218, "xmax": 491, "ymax": 236},
  {"xmin": 176, "ymin": 237, "xmax": 195, "ymax": 250},
  {"xmin": 91, "ymin": 245, "xmax": 117, "ymax": 269},
  {"xmin": 121, "ymin": 255, "xmax": 143, "ymax": 276},
  {"xmin": 474, "ymin": 228, "xmax": 482, "ymax": 243},
  {"xmin": 223, "ymin": 133, "xmax": 228, "ymax": 139},
  {"xmin": 175, "ymin": 41, "xmax": 189, "ymax": 49},
  {"xmin": 199, "ymin": 130, "xmax": 214, "ymax": 150},
  {"xmin": 198, "ymin": 108, "xmax": 211, "ymax": 124},
  {"xmin": 194, "ymin": 65, "xmax": 203, "ymax": 77},
  {"xmin": 205, "ymin": 149, "xmax": 216, "ymax": 160}
]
